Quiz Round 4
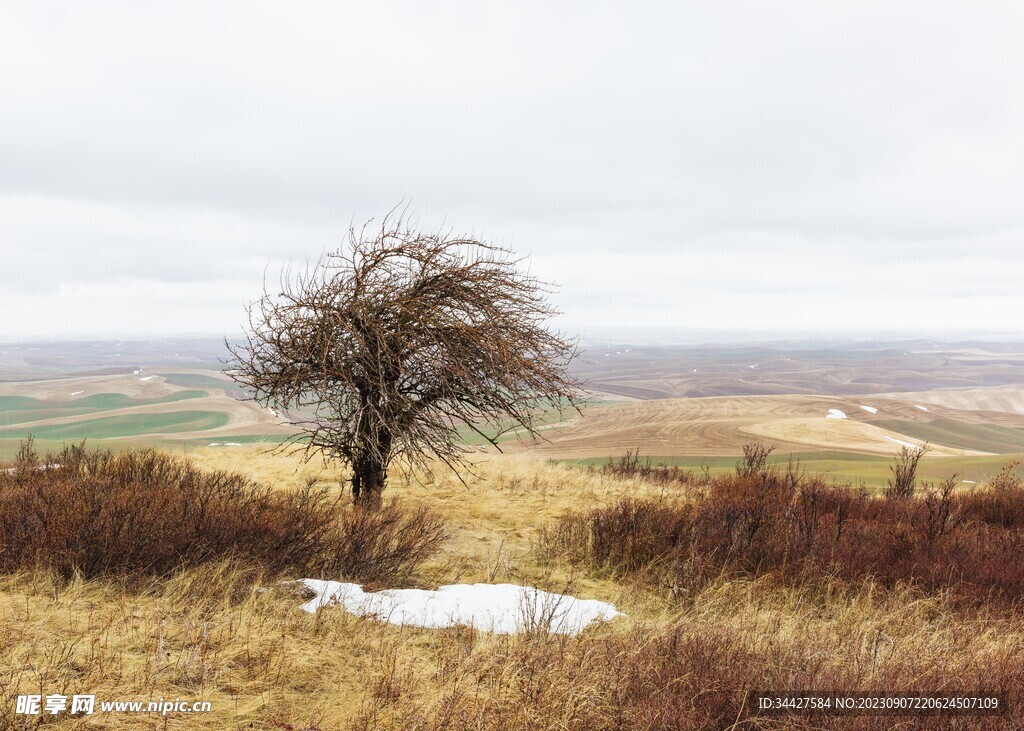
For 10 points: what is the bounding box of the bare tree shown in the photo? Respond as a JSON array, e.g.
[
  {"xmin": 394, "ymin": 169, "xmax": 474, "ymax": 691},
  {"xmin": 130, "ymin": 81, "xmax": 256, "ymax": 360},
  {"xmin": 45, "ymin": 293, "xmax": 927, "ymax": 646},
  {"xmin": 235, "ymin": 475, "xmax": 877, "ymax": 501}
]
[
  {"xmin": 885, "ymin": 443, "xmax": 930, "ymax": 499},
  {"xmin": 226, "ymin": 211, "xmax": 585, "ymax": 506}
]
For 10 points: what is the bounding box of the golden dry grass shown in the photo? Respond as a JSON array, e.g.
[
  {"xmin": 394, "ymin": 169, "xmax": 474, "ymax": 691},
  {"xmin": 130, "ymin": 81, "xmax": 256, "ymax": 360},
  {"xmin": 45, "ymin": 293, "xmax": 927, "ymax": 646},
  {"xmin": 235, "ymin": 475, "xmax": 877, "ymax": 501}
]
[{"xmin": 2, "ymin": 448, "xmax": 1023, "ymax": 729}]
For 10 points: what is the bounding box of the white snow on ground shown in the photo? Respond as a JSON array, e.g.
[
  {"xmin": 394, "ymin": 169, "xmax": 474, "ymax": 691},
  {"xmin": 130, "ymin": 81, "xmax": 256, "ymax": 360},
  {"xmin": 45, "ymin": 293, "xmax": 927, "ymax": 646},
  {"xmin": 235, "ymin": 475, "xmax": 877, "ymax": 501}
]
[
  {"xmin": 826, "ymin": 409, "xmax": 847, "ymax": 419},
  {"xmin": 884, "ymin": 436, "xmax": 924, "ymax": 450},
  {"xmin": 208, "ymin": 442, "xmax": 243, "ymax": 447},
  {"xmin": 70, "ymin": 391, "xmax": 83, "ymax": 396},
  {"xmin": 139, "ymin": 375, "xmax": 157, "ymax": 381},
  {"xmin": 859, "ymin": 405, "xmax": 878, "ymax": 414},
  {"xmin": 749, "ymin": 364, "xmax": 759, "ymax": 369},
  {"xmin": 914, "ymin": 404, "xmax": 931, "ymax": 412},
  {"xmin": 297, "ymin": 580, "xmax": 622, "ymax": 635}
]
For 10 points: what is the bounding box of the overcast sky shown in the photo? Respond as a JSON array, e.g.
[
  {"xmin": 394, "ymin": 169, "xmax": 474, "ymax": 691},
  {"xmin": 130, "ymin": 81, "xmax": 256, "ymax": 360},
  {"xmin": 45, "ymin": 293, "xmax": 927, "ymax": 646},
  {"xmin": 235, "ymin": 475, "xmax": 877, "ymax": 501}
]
[{"xmin": 2, "ymin": 1, "xmax": 1023, "ymax": 339}]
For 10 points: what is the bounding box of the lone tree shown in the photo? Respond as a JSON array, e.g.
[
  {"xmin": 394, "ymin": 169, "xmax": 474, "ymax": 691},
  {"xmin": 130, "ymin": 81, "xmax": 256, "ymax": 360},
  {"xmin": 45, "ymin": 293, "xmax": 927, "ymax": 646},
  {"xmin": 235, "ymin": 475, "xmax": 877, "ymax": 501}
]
[{"xmin": 226, "ymin": 212, "xmax": 585, "ymax": 506}]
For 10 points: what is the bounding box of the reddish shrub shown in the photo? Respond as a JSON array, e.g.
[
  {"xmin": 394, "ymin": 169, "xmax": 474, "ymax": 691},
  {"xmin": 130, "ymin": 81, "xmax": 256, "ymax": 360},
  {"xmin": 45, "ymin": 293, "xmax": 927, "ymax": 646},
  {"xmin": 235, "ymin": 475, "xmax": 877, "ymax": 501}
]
[
  {"xmin": 550, "ymin": 447, "xmax": 1024, "ymax": 606},
  {"xmin": 0, "ymin": 440, "xmax": 446, "ymax": 582}
]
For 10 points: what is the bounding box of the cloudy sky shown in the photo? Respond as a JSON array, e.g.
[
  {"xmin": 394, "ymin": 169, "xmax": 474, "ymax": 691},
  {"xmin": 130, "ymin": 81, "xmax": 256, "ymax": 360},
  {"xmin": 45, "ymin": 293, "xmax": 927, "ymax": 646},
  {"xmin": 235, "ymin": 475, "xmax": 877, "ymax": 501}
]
[{"xmin": 2, "ymin": 1, "xmax": 1023, "ymax": 339}]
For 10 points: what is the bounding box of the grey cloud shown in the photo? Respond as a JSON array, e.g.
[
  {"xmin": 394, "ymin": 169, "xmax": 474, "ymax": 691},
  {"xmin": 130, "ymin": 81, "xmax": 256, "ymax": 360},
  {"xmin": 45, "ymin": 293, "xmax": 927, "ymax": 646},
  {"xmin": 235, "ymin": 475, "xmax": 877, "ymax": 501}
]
[{"xmin": 1, "ymin": 1, "xmax": 1022, "ymax": 336}]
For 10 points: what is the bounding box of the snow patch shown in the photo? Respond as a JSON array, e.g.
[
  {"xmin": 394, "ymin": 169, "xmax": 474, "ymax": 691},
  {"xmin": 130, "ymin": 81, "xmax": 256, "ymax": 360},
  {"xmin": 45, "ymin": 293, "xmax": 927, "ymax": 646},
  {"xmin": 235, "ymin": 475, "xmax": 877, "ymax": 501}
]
[
  {"xmin": 749, "ymin": 363, "xmax": 759, "ymax": 369},
  {"xmin": 208, "ymin": 442, "xmax": 243, "ymax": 447},
  {"xmin": 884, "ymin": 436, "xmax": 924, "ymax": 450},
  {"xmin": 914, "ymin": 404, "xmax": 930, "ymax": 412},
  {"xmin": 139, "ymin": 375, "xmax": 157, "ymax": 382},
  {"xmin": 297, "ymin": 580, "xmax": 622, "ymax": 635},
  {"xmin": 859, "ymin": 405, "xmax": 878, "ymax": 414},
  {"xmin": 826, "ymin": 409, "xmax": 847, "ymax": 419},
  {"xmin": 70, "ymin": 391, "xmax": 84, "ymax": 397}
]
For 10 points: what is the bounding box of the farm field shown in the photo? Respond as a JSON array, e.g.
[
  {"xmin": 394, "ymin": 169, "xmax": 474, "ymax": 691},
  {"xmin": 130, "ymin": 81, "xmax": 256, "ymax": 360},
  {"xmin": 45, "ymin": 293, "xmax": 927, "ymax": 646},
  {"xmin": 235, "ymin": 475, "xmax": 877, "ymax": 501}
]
[
  {"xmin": 502, "ymin": 339, "xmax": 1024, "ymax": 486},
  {"xmin": 3, "ymin": 338, "xmax": 1024, "ymax": 486},
  {"xmin": 0, "ymin": 341, "xmax": 295, "ymax": 458},
  {"xmin": 572, "ymin": 338, "xmax": 1024, "ymax": 399},
  {"xmin": 509, "ymin": 388, "xmax": 1024, "ymax": 479}
]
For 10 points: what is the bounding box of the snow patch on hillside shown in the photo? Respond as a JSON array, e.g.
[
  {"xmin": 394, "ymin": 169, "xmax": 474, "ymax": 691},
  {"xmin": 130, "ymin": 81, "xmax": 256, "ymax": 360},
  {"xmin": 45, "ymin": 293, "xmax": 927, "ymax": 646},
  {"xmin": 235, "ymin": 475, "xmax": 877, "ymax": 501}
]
[
  {"xmin": 884, "ymin": 436, "xmax": 924, "ymax": 450},
  {"xmin": 859, "ymin": 405, "xmax": 878, "ymax": 414},
  {"xmin": 826, "ymin": 409, "xmax": 847, "ymax": 419}
]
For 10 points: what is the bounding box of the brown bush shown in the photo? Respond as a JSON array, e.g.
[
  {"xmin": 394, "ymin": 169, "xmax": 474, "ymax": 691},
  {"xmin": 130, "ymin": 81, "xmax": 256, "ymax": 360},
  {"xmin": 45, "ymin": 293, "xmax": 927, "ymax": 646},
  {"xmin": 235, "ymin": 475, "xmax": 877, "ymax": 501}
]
[
  {"xmin": 588, "ymin": 448, "xmax": 700, "ymax": 486},
  {"xmin": 0, "ymin": 440, "xmax": 446, "ymax": 583},
  {"xmin": 548, "ymin": 447, "xmax": 1024, "ymax": 606},
  {"xmin": 328, "ymin": 501, "xmax": 451, "ymax": 585},
  {"xmin": 548, "ymin": 497, "xmax": 695, "ymax": 584},
  {"xmin": 885, "ymin": 444, "xmax": 928, "ymax": 498}
]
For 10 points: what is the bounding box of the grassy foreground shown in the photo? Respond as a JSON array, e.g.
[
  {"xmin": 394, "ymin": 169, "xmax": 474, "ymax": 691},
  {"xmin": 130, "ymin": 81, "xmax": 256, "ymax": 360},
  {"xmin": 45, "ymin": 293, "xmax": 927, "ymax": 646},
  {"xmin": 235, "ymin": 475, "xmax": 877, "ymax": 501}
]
[{"xmin": 2, "ymin": 446, "xmax": 1023, "ymax": 729}]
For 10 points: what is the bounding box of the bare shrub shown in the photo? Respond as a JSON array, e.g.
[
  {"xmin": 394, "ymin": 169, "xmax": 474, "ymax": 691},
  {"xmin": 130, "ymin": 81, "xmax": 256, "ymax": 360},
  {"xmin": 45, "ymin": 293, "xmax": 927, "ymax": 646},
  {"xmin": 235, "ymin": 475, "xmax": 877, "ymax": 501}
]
[
  {"xmin": 545, "ymin": 498, "xmax": 694, "ymax": 575},
  {"xmin": 326, "ymin": 501, "xmax": 448, "ymax": 585},
  {"xmin": 885, "ymin": 444, "xmax": 929, "ymax": 499},
  {"xmin": 737, "ymin": 440, "xmax": 774, "ymax": 478},
  {"xmin": 590, "ymin": 449, "xmax": 699, "ymax": 486},
  {"xmin": 962, "ymin": 460, "xmax": 1024, "ymax": 529},
  {"xmin": 548, "ymin": 447, "xmax": 1024, "ymax": 606},
  {"xmin": 0, "ymin": 442, "xmax": 445, "ymax": 583}
]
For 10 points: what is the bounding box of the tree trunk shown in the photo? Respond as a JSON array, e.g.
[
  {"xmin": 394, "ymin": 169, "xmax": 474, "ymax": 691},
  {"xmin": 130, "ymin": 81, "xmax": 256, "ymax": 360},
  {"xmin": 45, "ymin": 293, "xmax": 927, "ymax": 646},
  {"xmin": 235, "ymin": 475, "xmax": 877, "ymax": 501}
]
[{"xmin": 351, "ymin": 454, "xmax": 386, "ymax": 509}]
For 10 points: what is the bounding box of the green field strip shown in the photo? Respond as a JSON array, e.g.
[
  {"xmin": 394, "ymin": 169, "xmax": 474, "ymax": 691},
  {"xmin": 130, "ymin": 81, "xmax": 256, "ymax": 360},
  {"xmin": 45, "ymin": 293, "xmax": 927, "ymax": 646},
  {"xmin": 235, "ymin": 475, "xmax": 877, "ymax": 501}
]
[
  {"xmin": 0, "ymin": 433, "xmax": 294, "ymax": 460},
  {"xmin": 183, "ymin": 434, "xmax": 297, "ymax": 445},
  {"xmin": 0, "ymin": 410, "xmax": 230, "ymax": 440},
  {"xmin": 161, "ymin": 373, "xmax": 242, "ymax": 390},
  {"xmin": 871, "ymin": 418, "xmax": 1024, "ymax": 454},
  {"xmin": 72, "ymin": 391, "xmax": 208, "ymax": 408},
  {"xmin": 558, "ymin": 451, "xmax": 1024, "ymax": 489},
  {"xmin": 0, "ymin": 396, "xmax": 46, "ymax": 411},
  {"xmin": 0, "ymin": 390, "xmax": 210, "ymax": 427},
  {"xmin": 1, "ymin": 407, "xmax": 107, "ymax": 426}
]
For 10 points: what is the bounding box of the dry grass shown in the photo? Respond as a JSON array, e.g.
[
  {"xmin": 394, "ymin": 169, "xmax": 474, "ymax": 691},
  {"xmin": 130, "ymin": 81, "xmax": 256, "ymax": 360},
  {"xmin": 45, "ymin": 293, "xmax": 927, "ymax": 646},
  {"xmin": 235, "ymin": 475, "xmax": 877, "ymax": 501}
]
[{"xmin": 2, "ymin": 446, "xmax": 1024, "ymax": 728}]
